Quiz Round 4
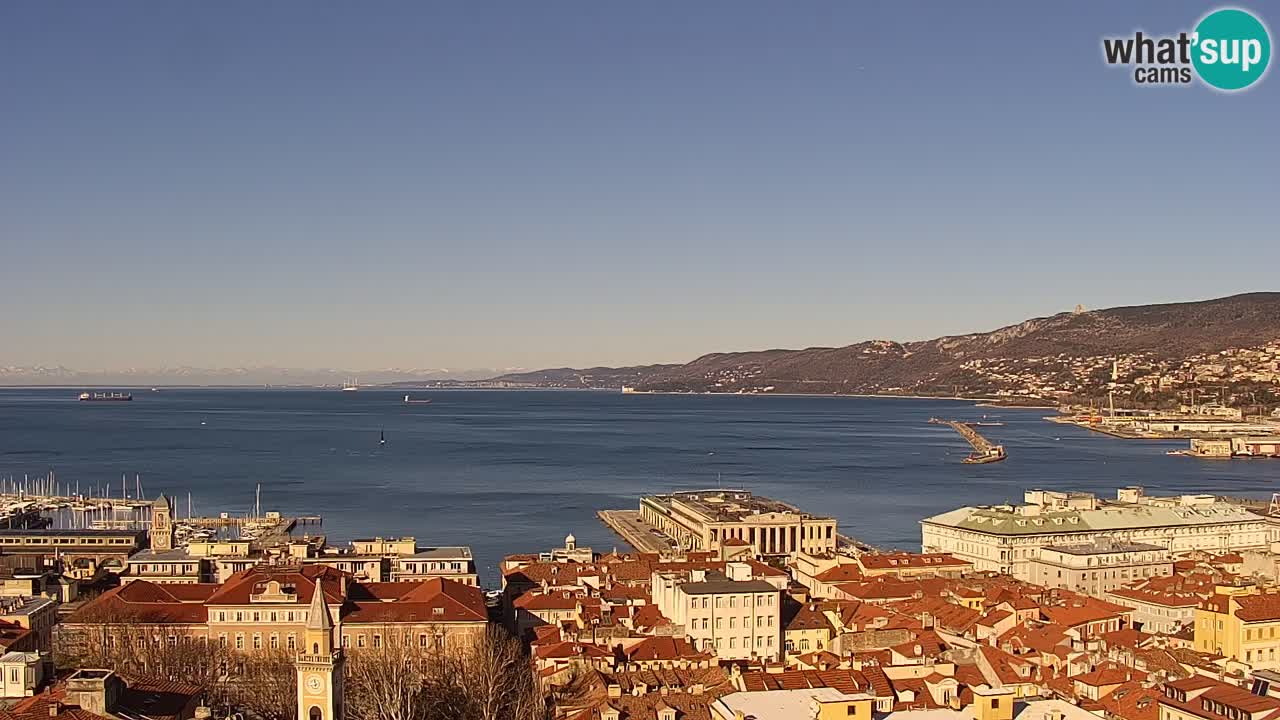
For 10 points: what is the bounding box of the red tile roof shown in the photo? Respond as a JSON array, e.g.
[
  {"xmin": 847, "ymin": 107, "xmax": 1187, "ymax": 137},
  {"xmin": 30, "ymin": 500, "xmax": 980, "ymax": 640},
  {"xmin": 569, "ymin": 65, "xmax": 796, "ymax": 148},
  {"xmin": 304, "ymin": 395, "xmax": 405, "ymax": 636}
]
[
  {"xmin": 66, "ymin": 581, "xmax": 214, "ymax": 625},
  {"xmin": 1233, "ymin": 592, "xmax": 1280, "ymax": 622},
  {"xmin": 859, "ymin": 553, "xmax": 969, "ymax": 570},
  {"xmin": 1041, "ymin": 597, "xmax": 1131, "ymax": 629},
  {"xmin": 205, "ymin": 564, "xmax": 346, "ymax": 605},
  {"xmin": 629, "ymin": 604, "xmax": 671, "ymax": 630},
  {"xmin": 814, "ymin": 565, "xmax": 865, "ymax": 583},
  {"xmin": 1074, "ymin": 665, "xmax": 1144, "ymax": 688},
  {"xmin": 624, "ymin": 636, "xmax": 710, "ymax": 662},
  {"xmin": 739, "ymin": 668, "xmax": 890, "ymax": 697},
  {"xmin": 534, "ymin": 640, "xmax": 613, "ymax": 660},
  {"xmin": 1161, "ymin": 676, "xmax": 1280, "ymax": 720},
  {"xmin": 1099, "ymin": 682, "xmax": 1161, "ymax": 720},
  {"xmin": 786, "ymin": 603, "xmax": 835, "ymax": 633}
]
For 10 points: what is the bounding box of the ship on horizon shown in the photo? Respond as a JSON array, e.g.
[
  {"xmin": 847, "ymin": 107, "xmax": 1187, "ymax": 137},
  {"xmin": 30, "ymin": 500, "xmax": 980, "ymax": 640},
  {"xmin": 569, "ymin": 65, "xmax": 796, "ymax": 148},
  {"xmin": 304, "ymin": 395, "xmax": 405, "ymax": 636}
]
[
  {"xmin": 341, "ymin": 377, "xmax": 359, "ymax": 392},
  {"xmin": 78, "ymin": 391, "xmax": 132, "ymax": 402}
]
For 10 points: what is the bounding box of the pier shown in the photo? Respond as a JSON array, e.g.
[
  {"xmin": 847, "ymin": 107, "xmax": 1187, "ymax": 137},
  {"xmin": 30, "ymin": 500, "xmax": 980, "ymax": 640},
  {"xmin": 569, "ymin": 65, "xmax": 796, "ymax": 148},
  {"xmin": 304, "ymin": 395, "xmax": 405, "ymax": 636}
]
[
  {"xmin": 930, "ymin": 418, "xmax": 1006, "ymax": 463},
  {"xmin": 597, "ymin": 510, "xmax": 676, "ymax": 553}
]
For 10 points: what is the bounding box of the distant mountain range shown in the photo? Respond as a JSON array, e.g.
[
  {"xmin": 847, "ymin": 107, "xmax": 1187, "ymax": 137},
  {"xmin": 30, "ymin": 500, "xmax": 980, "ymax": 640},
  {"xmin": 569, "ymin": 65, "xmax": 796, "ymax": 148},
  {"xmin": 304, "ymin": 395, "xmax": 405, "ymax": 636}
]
[
  {"xmin": 8, "ymin": 293, "xmax": 1279, "ymax": 398},
  {"xmin": 0, "ymin": 366, "xmax": 507, "ymax": 387},
  {"xmin": 487, "ymin": 293, "xmax": 1280, "ymax": 399}
]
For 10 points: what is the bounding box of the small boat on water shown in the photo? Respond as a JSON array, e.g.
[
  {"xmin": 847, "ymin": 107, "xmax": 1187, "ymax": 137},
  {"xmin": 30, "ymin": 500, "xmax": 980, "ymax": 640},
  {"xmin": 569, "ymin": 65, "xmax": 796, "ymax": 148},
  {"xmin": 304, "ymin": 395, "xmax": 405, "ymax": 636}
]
[
  {"xmin": 78, "ymin": 392, "xmax": 132, "ymax": 402},
  {"xmin": 403, "ymin": 395, "xmax": 432, "ymax": 404},
  {"xmin": 974, "ymin": 421, "xmax": 1004, "ymax": 427},
  {"xmin": 379, "ymin": 429, "xmax": 386, "ymax": 446}
]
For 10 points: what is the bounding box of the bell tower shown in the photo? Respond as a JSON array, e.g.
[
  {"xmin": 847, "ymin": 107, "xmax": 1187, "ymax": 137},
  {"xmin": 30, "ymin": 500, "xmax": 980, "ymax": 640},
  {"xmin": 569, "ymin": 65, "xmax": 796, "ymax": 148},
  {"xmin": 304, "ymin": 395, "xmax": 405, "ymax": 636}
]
[
  {"xmin": 296, "ymin": 577, "xmax": 344, "ymax": 720},
  {"xmin": 149, "ymin": 495, "xmax": 174, "ymax": 552}
]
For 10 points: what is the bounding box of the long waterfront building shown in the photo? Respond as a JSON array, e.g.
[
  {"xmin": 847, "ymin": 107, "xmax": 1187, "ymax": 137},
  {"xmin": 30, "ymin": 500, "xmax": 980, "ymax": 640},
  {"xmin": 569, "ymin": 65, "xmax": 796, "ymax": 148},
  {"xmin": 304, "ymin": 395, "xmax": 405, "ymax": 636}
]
[
  {"xmin": 921, "ymin": 487, "xmax": 1270, "ymax": 578},
  {"xmin": 639, "ymin": 490, "xmax": 837, "ymax": 557}
]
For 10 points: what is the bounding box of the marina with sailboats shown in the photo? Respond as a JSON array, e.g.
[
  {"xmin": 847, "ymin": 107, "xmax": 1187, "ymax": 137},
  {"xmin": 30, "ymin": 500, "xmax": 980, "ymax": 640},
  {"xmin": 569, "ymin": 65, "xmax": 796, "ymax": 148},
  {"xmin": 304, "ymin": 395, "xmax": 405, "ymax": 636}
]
[{"xmin": 0, "ymin": 471, "xmax": 322, "ymax": 551}]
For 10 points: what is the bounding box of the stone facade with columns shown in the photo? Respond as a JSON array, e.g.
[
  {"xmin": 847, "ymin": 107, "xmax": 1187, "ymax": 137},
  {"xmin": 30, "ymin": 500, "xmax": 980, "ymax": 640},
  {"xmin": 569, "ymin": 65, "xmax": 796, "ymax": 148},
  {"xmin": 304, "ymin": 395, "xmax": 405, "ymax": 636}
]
[{"xmin": 639, "ymin": 491, "xmax": 837, "ymax": 558}]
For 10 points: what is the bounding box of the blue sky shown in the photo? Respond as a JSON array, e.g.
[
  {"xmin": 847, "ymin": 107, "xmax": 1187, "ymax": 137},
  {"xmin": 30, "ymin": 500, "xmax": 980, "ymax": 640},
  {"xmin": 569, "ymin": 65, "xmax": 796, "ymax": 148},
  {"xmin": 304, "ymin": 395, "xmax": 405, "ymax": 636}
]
[{"xmin": 1, "ymin": 2, "xmax": 1275, "ymax": 371}]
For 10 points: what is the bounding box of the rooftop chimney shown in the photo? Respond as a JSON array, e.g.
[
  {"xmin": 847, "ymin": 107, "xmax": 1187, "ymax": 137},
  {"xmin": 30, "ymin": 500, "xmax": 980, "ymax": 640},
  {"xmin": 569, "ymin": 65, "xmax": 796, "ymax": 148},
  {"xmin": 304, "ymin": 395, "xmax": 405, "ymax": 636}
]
[{"xmin": 64, "ymin": 670, "xmax": 122, "ymax": 717}]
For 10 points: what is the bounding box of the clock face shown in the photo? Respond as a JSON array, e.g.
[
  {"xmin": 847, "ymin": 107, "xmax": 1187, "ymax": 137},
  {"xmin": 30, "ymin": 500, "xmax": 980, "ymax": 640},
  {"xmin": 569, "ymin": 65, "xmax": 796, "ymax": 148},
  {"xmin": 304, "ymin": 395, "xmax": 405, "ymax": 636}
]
[{"xmin": 306, "ymin": 676, "xmax": 324, "ymax": 694}]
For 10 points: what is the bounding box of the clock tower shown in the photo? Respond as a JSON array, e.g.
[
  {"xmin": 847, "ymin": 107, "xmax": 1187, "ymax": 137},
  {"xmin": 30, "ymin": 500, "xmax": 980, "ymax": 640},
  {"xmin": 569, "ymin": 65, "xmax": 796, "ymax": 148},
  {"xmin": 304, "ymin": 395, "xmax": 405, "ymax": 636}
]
[
  {"xmin": 149, "ymin": 495, "xmax": 174, "ymax": 552},
  {"xmin": 296, "ymin": 576, "xmax": 344, "ymax": 720}
]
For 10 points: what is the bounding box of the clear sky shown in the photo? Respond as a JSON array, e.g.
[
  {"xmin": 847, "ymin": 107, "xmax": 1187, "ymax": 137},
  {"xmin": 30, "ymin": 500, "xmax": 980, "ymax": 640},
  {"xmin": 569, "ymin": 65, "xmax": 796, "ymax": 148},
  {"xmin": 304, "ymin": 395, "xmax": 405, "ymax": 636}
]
[{"xmin": 2, "ymin": 2, "xmax": 1276, "ymax": 371}]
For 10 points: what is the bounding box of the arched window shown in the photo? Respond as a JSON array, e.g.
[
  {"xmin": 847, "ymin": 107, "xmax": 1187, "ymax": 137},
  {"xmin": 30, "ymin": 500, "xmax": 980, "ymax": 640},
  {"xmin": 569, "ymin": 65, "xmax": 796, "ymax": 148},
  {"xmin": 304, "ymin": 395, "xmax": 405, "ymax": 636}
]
[
  {"xmin": 309, "ymin": 707, "xmax": 323, "ymax": 720},
  {"xmin": 312, "ymin": 643, "xmax": 319, "ymax": 654}
]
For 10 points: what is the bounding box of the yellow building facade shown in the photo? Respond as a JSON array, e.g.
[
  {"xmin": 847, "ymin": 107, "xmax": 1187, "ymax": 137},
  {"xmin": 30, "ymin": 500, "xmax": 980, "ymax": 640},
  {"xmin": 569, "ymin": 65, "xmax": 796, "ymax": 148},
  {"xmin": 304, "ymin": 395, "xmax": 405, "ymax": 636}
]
[{"xmin": 1194, "ymin": 584, "xmax": 1280, "ymax": 669}]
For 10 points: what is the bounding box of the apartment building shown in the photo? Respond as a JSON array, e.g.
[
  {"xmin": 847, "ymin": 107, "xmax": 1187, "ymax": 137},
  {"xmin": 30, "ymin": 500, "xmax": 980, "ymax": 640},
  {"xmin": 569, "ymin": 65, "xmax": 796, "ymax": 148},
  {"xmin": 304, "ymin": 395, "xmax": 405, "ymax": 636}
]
[
  {"xmin": 1105, "ymin": 587, "xmax": 1200, "ymax": 635},
  {"xmin": 921, "ymin": 487, "xmax": 1268, "ymax": 577},
  {"xmin": 1194, "ymin": 583, "xmax": 1280, "ymax": 669},
  {"xmin": 61, "ymin": 564, "xmax": 489, "ymax": 656},
  {"xmin": 123, "ymin": 548, "xmax": 211, "ymax": 584},
  {"xmin": 1028, "ymin": 540, "xmax": 1172, "ymax": 596},
  {"xmin": 344, "ymin": 539, "xmax": 479, "ymax": 586},
  {"xmin": 391, "ymin": 547, "xmax": 479, "ymax": 586},
  {"xmin": 0, "ymin": 596, "xmax": 56, "ymax": 654},
  {"xmin": 652, "ymin": 562, "xmax": 781, "ymax": 661},
  {"xmin": 640, "ymin": 491, "xmax": 837, "ymax": 557}
]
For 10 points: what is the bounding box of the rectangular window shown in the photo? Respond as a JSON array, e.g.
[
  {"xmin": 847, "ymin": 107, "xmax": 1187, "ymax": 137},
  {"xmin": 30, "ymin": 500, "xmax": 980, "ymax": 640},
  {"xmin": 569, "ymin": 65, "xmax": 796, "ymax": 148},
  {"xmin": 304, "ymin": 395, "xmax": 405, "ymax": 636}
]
[{"xmin": 288, "ymin": 634, "xmax": 296, "ymax": 650}]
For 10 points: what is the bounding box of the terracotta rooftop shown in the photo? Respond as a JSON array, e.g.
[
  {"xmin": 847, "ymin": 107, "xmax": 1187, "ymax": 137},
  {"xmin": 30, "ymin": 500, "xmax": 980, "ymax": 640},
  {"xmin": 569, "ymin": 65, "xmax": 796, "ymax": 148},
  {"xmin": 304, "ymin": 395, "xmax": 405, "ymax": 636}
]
[
  {"xmin": 858, "ymin": 552, "xmax": 969, "ymax": 570},
  {"xmin": 1233, "ymin": 592, "xmax": 1280, "ymax": 622},
  {"xmin": 624, "ymin": 636, "xmax": 710, "ymax": 663}
]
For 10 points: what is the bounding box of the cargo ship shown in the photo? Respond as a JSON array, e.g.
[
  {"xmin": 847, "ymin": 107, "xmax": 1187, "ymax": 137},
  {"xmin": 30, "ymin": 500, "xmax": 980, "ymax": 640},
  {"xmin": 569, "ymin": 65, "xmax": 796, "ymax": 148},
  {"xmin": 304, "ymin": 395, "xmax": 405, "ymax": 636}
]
[
  {"xmin": 78, "ymin": 392, "xmax": 133, "ymax": 402},
  {"xmin": 403, "ymin": 395, "xmax": 432, "ymax": 404}
]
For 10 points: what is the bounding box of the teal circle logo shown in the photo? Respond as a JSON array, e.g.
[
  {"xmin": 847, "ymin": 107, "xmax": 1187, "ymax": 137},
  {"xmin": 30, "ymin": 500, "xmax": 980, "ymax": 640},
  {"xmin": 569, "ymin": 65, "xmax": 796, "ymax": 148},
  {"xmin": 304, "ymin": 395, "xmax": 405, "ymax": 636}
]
[{"xmin": 1192, "ymin": 8, "xmax": 1271, "ymax": 90}]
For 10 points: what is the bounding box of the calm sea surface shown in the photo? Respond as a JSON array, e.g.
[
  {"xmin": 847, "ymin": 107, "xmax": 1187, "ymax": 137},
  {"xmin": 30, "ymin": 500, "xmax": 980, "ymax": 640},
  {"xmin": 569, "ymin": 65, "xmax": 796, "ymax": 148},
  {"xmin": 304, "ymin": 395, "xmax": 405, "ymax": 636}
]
[{"xmin": 1, "ymin": 389, "xmax": 1276, "ymax": 583}]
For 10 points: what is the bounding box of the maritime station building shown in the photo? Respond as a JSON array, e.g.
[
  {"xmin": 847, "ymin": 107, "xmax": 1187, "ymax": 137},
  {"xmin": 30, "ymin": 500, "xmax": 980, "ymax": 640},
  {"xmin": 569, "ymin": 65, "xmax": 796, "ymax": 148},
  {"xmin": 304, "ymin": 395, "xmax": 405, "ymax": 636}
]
[
  {"xmin": 639, "ymin": 490, "xmax": 837, "ymax": 558},
  {"xmin": 920, "ymin": 487, "xmax": 1269, "ymax": 578}
]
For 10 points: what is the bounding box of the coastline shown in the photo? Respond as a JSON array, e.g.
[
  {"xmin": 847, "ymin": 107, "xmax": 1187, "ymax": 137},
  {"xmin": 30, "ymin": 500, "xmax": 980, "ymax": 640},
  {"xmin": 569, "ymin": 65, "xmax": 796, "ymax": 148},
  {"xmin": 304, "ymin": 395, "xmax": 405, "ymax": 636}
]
[{"xmin": 0, "ymin": 383, "xmax": 1061, "ymax": 411}]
